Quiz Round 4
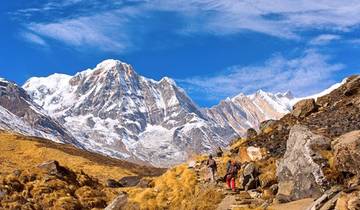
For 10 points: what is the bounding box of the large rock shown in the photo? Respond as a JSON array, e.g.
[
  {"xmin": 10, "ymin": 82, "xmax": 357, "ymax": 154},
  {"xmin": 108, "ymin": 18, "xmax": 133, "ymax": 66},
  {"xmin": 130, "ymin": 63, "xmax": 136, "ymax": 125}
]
[
  {"xmin": 276, "ymin": 125, "xmax": 331, "ymax": 202},
  {"xmin": 343, "ymin": 75, "xmax": 360, "ymax": 96},
  {"xmin": 104, "ymin": 192, "xmax": 128, "ymax": 210},
  {"xmin": 119, "ymin": 176, "xmax": 141, "ymax": 187},
  {"xmin": 292, "ymin": 99, "xmax": 318, "ymax": 118},
  {"xmin": 335, "ymin": 189, "xmax": 360, "ymax": 210},
  {"xmin": 332, "ymin": 130, "xmax": 360, "ymax": 176},
  {"xmin": 246, "ymin": 146, "xmax": 263, "ymax": 161},
  {"xmin": 240, "ymin": 162, "xmax": 259, "ymax": 191}
]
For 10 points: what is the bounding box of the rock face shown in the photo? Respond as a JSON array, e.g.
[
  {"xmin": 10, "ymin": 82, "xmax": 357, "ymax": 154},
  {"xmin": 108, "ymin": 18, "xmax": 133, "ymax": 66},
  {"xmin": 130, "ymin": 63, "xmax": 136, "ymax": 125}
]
[
  {"xmin": 332, "ymin": 130, "xmax": 360, "ymax": 176},
  {"xmin": 291, "ymin": 99, "xmax": 318, "ymax": 118},
  {"xmin": 0, "ymin": 78, "xmax": 80, "ymax": 146},
  {"xmin": 277, "ymin": 125, "xmax": 331, "ymax": 201}
]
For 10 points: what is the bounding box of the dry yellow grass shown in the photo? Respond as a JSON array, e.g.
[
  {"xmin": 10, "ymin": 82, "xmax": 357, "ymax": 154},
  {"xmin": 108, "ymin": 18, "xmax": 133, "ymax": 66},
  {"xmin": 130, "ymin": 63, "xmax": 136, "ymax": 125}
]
[
  {"xmin": 230, "ymin": 138, "xmax": 248, "ymax": 151},
  {"xmin": 0, "ymin": 131, "xmax": 158, "ymax": 182},
  {"xmin": 125, "ymin": 164, "xmax": 224, "ymax": 210}
]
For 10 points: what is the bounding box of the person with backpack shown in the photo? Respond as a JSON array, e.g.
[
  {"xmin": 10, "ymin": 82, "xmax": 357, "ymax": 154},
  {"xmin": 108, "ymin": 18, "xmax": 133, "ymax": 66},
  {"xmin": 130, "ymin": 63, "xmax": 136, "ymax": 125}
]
[
  {"xmin": 226, "ymin": 160, "xmax": 240, "ymax": 192},
  {"xmin": 206, "ymin": 154, "xmax": 217, "ymax": 183}
]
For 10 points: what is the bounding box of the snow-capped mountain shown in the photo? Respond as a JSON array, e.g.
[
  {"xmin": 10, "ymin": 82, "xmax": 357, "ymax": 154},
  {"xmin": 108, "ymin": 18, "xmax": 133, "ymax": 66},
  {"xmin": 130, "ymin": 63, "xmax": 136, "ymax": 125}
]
[
  {"xmin": 20, "ymin": 59, "xmax": 345, "ymax": 167},
  {"xmin": 0, "ymin": 78, "xmax": 80, "ymax": 145},
  {"xmin": 23, "ymin": 60, "xmax": 236, "ymax": 167},
  {"xmin": 205, "ymin": 90, "xmax": 294, "ymax": 136}
]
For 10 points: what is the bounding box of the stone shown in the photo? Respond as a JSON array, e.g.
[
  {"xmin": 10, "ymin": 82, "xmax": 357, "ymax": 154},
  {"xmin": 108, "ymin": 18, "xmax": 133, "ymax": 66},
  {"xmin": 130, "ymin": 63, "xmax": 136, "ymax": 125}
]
[
  {"xmin": 240, "ymin": 162, "xmax": 259, "ymax": 191},
  {"xmin": 276, "ymin": 125, "xmax": 331, "ymax": 202},
  {"xmin": 270, "ymin": 184, "xmax": 279, "ymax": 195},
  {"xmin": 37, "ymin": 160, "xmax": 60, "ymax": 173},
  {"xmin": 306, "ymin": 186, "xmax": 343, "ymax": 210},
  {"xmin": 246, "ymin": 146, "xmax": 263, "ymax": 161},
  {"xmin": 291, "ymin": 99, "xmax": 318, "ymax": 118},
  {"xmin": 106, "ymin": 179, "xmax": 123, "ymax": 188},
  {"xmin": 104, "ymin": 192, "xmax": 128, "ymax": 210},
  {"xmin": 335, "ymin": 190, "xmax": 360, "ymax": 210},
  {"xmin": 12, "ymin": 170, "xmax": 22, "ymax": 177},
  {"xmin": 119, "ymin": 176, "xmax": 141, "ymax": 187},
  {"xmin": 343, "ymin": 75, "xmax": 360, "ymax": 96},
  {"xmin": 332, "ymin": 130, "xmax": 360, "ymax": 176},
  {"xmin": 188, "ymin": 160, "xmax": 196, "ymax": 169},
  {"xmin": 137, "ymin": 178, "xmax": 154, "ymax": 188},
  {"xmin": 247, "ymin": 128, "xmax": 258, "ymax": 139}
]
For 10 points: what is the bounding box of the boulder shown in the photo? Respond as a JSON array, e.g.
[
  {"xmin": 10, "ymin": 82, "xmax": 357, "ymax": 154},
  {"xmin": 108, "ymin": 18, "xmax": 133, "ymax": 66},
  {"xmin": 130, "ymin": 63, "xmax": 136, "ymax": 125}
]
[
  {"xmin": 104, "ymin": 192, "xmax": 128, "ymax": 210},
  {"xmin": 335, "ymin": 189, "xmax": 360, "ymax": 210},
  {"xmin": 188, "ymin": 160, "xmax": 196, "ymax": 169},
  {"xmin": 119, "ymin": 176, "xmax": 141, "ymax": 187},
  {"xmin": 246, "ymin": 146, "xmax": 263, "ymax": 161},
  {"xmin": 343, "ymin": 75, "xmax": 360, "ymax": 96},
  {"xmin": 137, "ymin": 178, "xmax": 154, "ymax": 188},
  {"xmin": 276, "ymin": 125, "xmax": 331, "ymax": 202},
  {"xmin": 291, "ymin": 99, "xmax": 318, "ymax": 118},
  {"xmin": 332, "ymin": 130, "xmax": 360, "ymax": 176},
  {"xmin": 37, "ymin": 160, "xmax": 60, "ymax": 173},
  {"xmin": 240, "ymin": 162, "xmax": 259, "ymax": 191},
  {"xmin": 306, "ymin": 186, "xmax": 343, "ymax": 210},
  {"xmin": 247, "ymin": 128, "xmax": 258, "ymax": 139},
  {"xmin": 106, "ymin": 179, "xmax": 123, "ymax": 188}
]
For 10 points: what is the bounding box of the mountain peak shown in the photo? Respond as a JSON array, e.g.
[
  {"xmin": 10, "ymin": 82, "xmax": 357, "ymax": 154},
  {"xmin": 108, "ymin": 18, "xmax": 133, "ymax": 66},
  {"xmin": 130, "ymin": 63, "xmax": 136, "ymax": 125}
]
[
  {"xmin": 159, "ymin": 77, "xmax": 177, "ymax": 87},
  {"xmin": 94, "ymin": 59, "xmax": 134, "ymax": 75},
  {"xmin": 96, "ymin": 59, "xmax": 126, "ymax": 69}
]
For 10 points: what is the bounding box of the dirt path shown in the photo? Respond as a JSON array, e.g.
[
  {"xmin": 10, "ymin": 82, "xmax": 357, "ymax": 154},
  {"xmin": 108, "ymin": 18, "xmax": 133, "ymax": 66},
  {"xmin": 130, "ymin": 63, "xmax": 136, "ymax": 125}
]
[
  {"xmin": 268, "ymin": 198, "xmax": 314, "ymax": 210},
  {"xmin": 217, "ymin": 194, "xmax": 236, "ymax": 210}
]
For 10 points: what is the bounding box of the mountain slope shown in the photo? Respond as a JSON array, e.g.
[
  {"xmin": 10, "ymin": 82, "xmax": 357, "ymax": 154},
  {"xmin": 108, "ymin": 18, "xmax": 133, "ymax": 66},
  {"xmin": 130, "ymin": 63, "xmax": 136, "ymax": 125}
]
[
  {"xmin": 205, "ymin": 90, "xmax": 294, "ymax": 136},
  {"xmin": 23, "ymin": 60, "xmax": 237, "ymax": 167},
  {"xmin": 0, "ymin": 78, "xmax": 80, "ymax": 146}
]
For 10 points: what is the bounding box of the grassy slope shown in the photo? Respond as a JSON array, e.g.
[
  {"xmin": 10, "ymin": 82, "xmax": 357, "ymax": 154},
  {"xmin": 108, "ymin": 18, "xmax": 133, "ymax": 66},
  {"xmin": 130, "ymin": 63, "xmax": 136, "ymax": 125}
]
[{"xmin": 0, "ymin": 131, "xmax": 163, "ymax": 182}]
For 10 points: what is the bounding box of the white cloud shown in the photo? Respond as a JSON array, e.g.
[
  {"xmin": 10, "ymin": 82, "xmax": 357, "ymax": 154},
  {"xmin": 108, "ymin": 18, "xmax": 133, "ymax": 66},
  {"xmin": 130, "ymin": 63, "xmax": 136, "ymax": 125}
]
[
  {"xmin": 26, "ymin": 8, "xmax": 140, "ymax": 52},
  {"xmin": 148, "ymin": 0, "xmax": 360, "ymax": 38},
  {"xmin": 16, "ymin": 0, "xmax": 360, "ymax": 51},
  {"xmin": 309, "ymin": 34, "xmax": 341, "ymax": 45},
  {"xmin": 178, "ymin": 50, "xmax": 345, "ymax": 100},
  {"xmin": 21, "ymin": 32, "xmax": 47, "ymax": 46}
]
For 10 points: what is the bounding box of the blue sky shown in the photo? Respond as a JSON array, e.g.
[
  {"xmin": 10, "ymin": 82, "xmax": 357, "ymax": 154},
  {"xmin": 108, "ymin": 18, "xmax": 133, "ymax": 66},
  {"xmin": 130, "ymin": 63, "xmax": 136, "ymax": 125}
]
[{"xmin": 0, "ymin": 0, "xmax": 360, "ymax": 107}]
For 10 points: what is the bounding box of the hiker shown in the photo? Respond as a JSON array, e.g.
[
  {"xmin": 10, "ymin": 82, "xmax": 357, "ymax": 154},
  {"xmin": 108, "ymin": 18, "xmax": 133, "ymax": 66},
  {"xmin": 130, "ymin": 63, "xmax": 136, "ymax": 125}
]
[
  {"xmin": 226, "ymin": 160, "xmax": 240, "ymax": 192},
  {"xmin": 206, "ymin": 154, "xmax": 217, "ymax": 182}
]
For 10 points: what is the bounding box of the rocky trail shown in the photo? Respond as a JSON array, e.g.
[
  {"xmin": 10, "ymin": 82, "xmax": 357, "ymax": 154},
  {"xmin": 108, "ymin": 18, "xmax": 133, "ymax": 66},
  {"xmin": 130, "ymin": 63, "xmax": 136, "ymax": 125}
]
[{"xmin": 192, "ymin": 157, "xmax": 267, "ymax": 210}]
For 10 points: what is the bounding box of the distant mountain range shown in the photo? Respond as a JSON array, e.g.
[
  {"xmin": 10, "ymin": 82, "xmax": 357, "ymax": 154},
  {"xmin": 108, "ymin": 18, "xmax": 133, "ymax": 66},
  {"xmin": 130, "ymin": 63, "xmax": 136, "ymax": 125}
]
[{"xmin": 0, "ymin": 60, "xmax": 343, "ymax": 167}]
